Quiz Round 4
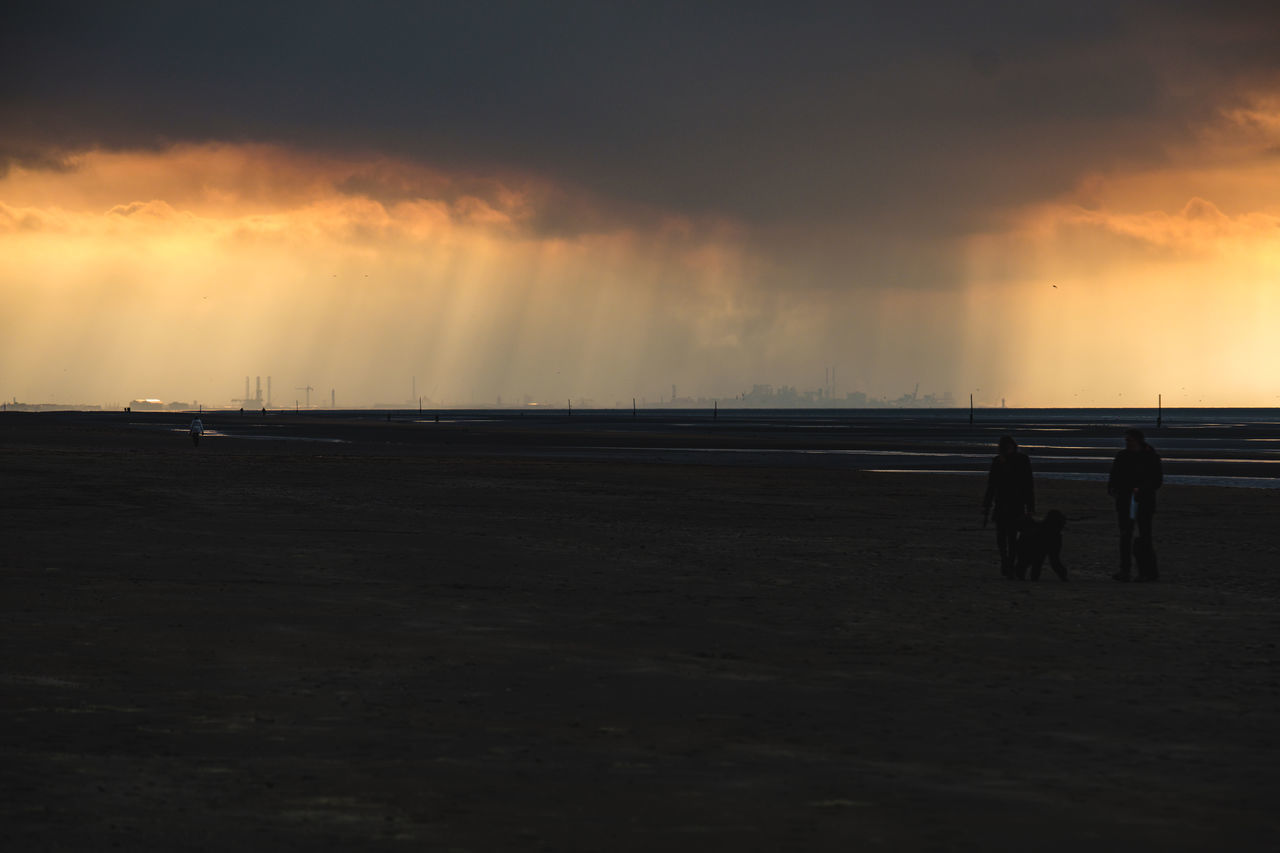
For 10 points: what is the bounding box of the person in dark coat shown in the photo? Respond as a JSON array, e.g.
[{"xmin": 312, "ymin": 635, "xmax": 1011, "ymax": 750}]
[
  {"xmin": 1108, "ymin": 428, "xmax": 1163, "ymax": 582},
  {"xmin": 982, "ymin": 435, "xmax": 1035, "ymax": 578}
]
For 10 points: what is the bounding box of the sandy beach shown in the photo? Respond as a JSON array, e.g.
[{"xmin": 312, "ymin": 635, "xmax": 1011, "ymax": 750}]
[{"xmin": 3, "ymin": 412, "xmax": 1278, "ymax": 850}]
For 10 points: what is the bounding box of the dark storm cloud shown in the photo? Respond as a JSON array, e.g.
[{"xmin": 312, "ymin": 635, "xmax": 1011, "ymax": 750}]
[{"xmin": 4, "ymin": 1, "xmax": 1280, "ymax": 235}]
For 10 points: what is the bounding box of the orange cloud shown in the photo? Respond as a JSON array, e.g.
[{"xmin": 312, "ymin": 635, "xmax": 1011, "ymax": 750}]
[
  {"xmin": 957, "ymin": 99, "xmax": 1280, "ymax": 407},
  {"xmin": 0, "ymin": 143, "xmax": 803, "ymax": 408},
  {"xmin": 0, "ymin": 201, "xmax": 68, "ymax": 233},
  {"xmin": 8, "ymin": 100, "xmax": 1280, "ymax": 411}
]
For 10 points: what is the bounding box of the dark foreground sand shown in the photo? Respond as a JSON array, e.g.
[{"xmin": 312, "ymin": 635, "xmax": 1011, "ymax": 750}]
[{"xmin": 3, "ymin": 416, "xmax": 1279, "ymax": 850}]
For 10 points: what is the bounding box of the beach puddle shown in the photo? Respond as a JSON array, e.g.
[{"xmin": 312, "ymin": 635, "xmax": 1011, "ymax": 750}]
[
  {"xmin": 202, "ymin": 431, "xmax": 348, "ymax": 443},
  {"xmin": 865, "ymin": 469, "xmax": 1280, "ymax": 489},
  {"xmin": 2, "ymin": 674, "xmax": 84, "ymax": 688},
  {"xmin": 130, "ymin": 424, "xmax": 348, "ymax": 443}
]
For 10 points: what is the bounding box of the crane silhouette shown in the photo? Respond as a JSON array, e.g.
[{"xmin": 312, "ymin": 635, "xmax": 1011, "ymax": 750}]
[{"xmin": 295, "ymin": 385, "xmax": 314, "ymax": 408}]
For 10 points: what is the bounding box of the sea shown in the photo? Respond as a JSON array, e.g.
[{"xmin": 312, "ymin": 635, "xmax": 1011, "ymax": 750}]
[{"xmin": 100, "ymin": 406, "xmax": 1280, "ymax": 489}]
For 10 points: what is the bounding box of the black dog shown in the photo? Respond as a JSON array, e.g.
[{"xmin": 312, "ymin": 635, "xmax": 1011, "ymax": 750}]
[{"xmin": 1013, "ymin": 510, "xmax": 1068, "ymax": 581}]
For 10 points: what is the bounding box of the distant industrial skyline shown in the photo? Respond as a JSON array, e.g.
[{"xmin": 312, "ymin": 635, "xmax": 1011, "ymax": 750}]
[{"xmin": 0, "ymin": 371, "xmax": 1202, "ymax": 413}]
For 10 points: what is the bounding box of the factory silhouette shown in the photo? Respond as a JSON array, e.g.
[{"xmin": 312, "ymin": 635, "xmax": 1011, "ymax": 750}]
[{"xmin": 5, "ymin": 368, "xmax": 969, "ymax": 412}]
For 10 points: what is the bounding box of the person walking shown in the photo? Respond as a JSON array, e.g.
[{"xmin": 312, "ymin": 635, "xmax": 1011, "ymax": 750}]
[
  {"xmin": 189, "ymin": 417, "xmax": 203, "ymax": 447},
  {"xmin": 1108, "ymin": 428, "xmax": 1163, "ymax": 582},
  {"xmin": 983, "ymin": 435, "xmax": 1035, "ymax": 578}
]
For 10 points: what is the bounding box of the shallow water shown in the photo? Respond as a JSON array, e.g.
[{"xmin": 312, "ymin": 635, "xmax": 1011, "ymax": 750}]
[
  {"xmin": 141, "ymin": 424, "xmax": 349, "ymax": 443},
  {"xmin": 118, "ymin": 407, "xmax": 1280, "ymax": 485},
  {"xmin": 864, "ymin": 469, "xmax": 1280, "ymax": 489}
]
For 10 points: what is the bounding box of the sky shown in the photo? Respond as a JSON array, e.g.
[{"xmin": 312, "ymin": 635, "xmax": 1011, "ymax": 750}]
[{"xmin": 3, "ymin": 1, "xmax": 1280, "ymax": 407}]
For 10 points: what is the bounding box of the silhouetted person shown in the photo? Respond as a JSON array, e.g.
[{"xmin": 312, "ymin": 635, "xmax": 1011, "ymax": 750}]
[
  {"xmin": 189, "ymin": 417, "xmax": 203, "ymax": 447},
  {"xmin": 1108, "ymin": 428, "xmax": 1162, "ymax": 581},
  {"xmin": 983, "ymin": 435, "xmax": 1035, "ymax": 578},
  {"xmin": 1014, "ymin": 510, "xmax": 1068, "ymax": 581}
]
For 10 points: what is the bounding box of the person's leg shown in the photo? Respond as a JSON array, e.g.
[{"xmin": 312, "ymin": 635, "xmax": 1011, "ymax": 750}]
[
  {"xmin": 1009, "ymin": 514, "xmax": 1027, "ymax": 577},
  {"xmin": 995, "ymin": 519, "xmax": 1013, "ymax": 577},
  {"xmin": 1008, "ymin": 519, "xmax": 1021, "ymax": 574},
  {"xmin": 1114, "ymin": 505, "xmax": 1133, "ymax": 581},
  {"xmin": 1010, "ymin": 526, "xmax": 1028, "ymax": 580},
  {"xmin": 1136, "ymin": 508, "xmax": 1157, "ymax": 580}
]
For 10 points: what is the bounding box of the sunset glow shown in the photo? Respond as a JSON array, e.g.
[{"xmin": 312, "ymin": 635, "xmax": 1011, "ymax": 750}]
[
  {"xmin": 4, "ymin": 7, "xmax": 1280, "ymax": 408},
  {"xmin": 1, "ymin": 146, "xmax": 770, "ymax": 407}
]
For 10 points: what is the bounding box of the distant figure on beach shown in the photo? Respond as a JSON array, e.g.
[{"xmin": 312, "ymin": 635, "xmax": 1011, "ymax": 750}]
[
  {"xmin": 983, "ymin": 435, "xmax": 1035, "ymax": 578},
  {"xmin": 189, "ymin": 417, "xmax": 203, "ymax": 447},
  {"xmin": 1108, "ymin": 428, "xmax": 1163, "ymax": 582}
]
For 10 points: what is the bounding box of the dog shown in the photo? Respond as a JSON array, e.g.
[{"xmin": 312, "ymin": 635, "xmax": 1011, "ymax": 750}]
[{"xmin": 1013, "ymin": 510, "xmax": 1068, "ymax": 581}]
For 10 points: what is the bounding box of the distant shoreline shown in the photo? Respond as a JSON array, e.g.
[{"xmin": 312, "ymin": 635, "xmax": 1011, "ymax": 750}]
[{"xmin": 5, "ymin": 405, "xmax": 1280, "ymax": 417}]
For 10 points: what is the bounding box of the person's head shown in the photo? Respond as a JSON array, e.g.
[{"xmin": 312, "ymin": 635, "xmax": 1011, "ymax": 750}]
[
  {"xmin": 998, "ymin": 435, "xmax": 1018, "ymax": 456},
  {"xmin": 1124, "ymin": 428, "xmax": 1145, "ymax": 451}
]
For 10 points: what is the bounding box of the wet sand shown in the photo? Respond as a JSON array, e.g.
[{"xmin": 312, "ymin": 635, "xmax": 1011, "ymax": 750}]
[{"xmin": 3, "ymin": 414, "xmax": 1279, "ymax": 850}]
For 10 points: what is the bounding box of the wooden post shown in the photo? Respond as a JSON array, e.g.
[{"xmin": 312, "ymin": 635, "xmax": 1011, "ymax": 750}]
[
  {"xmin": 1157, "ymin": 393, "xmax": 1162, "ymax": 428},
  {"xmin": 969, "ymin": 393, "xmax": 974, "ymax": 425}
]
